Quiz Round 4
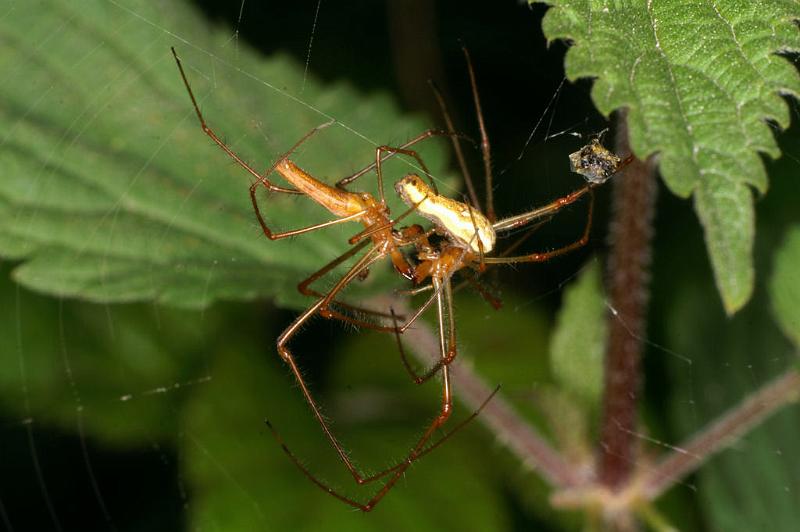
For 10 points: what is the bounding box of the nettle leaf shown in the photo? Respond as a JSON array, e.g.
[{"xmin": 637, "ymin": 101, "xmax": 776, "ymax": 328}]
[
  {"xmin": 533, "ymin": 0, "xmax": 800, "ymax": 314},
  {"xmin": 0, "ymin": 0, "xmax": 448, "ymax": 310},
  {"xmin": 770, "ymin": 225, "xmax": 800, "ymax": 347}
]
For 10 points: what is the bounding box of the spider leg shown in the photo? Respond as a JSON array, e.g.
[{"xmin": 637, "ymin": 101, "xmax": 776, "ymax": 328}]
[
  {"xmin": 274, "ymin": 246, "xmax": 392, "ymax": 483},
  {"xmin": 429, "ymin": 79, "xmax": 480, "ymax": 210},
  {"xmin": 375, "ymin": 144, "xmax": 436, "ymax": 200},
  {"xmin": 296, "ymin": 240, "xmax": 402, "ymax": 329},
  {"xmin": 265, "ymin": 384, "xmax": 499, "ymax": 511},
  {"xmin": 172, "ymin": 47, "xmax": 301, "ymax": 195},
  {"xmin": 335, "ymin": 129, "xmax": 471, "ymax": 192},
  {"xmin": 250, "ymin": 206, "xmax": 369, "ymax": 241},
  {"xmin": 389, "ymin": 277, "xmax": 457, "ymax": 385},
  {"xmin": 461, "ymin": 45, "xmax": 495, "ymax": 222},
  {"xmin": 395, "ymin": 284, "xmax": 433, "ymax": 297},
  {"xmin": 389, "ymin": 282, "xmax": 449, "ymax": 384},
  {"xmin": 271, "ymin": 275, "xmax": 460, "ymax": 511},
  {"xmin": 450, "ymin": 218, "xmax": 553, "ymax": 304},
  {"xmin": 484, "ymin": 189, "xmax": 595, "ymax": 265},
  {"xmin": 492, "ymin": 184, "xmax": 593, "ymax": 233},
  {"xmin": 405, "ymin": 277, "xmax": 458, "ymax": 382},
  {"xmin": 461, "ymin": 272, "xmax": 502, "ymax": 310}
]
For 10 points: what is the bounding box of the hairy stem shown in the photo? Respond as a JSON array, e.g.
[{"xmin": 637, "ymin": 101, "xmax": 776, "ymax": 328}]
[
  {"xmin": 598, "ymin": 111, "xmax": 658, "ymax": 488},
  {"xmin": 643, "ymin": 367, "xmax": 800, "ymax": 499}
]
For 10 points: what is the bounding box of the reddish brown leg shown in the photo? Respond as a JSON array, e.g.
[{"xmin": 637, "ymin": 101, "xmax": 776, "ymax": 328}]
[
  {"xmin": 492, "ymin": 184, "xmax": 593, "ymax": 232},
  {"xmin": 335, "ymin": 129, "xmax": 471, "ymax": 192},
  {"xmin": 450, "ymin": 218, "xmax": 552, "ymax": 304},
  {"xmin": 173, "ymin": 48, "xmax": 366, "ymax": 242},
  {"xmin": 462, "ymin": 272, "xmax": 503, "ymax": 310},
  {"xmin": 272, "ymin": 246, "xmax": 392, "ymax": 482},
  {"xmin": 485, "ymin": 189, "xmax": 595, "ymax": 264},
  {"xmin": 461, "ymin": 45, "xmax": 496, "ymax": 223},
  {"xmin": 294, "ymin": 240, "xmax": 402, "ymax": 331},
  {"xmin": 393, "ymin": 277, "xmax": 459, "ymax": 385},
  {"xmin": 428, "ymin": 79, "xmax": 481, "ymax": 210},
  {"xmin": 265, "ymin": 384, "xmax": 499, "ymax": 511},
  {"xmin": 375, "ymin": 144, "xmax": 435, "ymax": 200},
  {"xmin": 395, "ymin": 284, "xmax": 434, "ymax": 297},
  {"xmin": 269, "ymin": 276, "xmax": 460, "ymax": 511},
  {"xmin": 172, "ymin": 47, "xmax": 300, "ymax": 196}
]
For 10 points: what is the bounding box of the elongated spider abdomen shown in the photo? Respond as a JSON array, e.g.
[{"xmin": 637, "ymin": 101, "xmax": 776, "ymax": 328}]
[{"xmin": 395, "ymin": 174, "xmax": 496, "ymax": 254}]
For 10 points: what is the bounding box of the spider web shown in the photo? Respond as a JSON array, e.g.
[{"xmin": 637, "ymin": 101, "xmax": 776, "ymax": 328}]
[{"xmin": 1, "ymin": 1, "xmax": 799, "ymax": 531}]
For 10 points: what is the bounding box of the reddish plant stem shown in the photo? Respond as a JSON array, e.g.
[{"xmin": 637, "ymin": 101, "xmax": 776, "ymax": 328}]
[{"xmin": 598, "ymin": 111, "xmax": 658, "ymax": 489}]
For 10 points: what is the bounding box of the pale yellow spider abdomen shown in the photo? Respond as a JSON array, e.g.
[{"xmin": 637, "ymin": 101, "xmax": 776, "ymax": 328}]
[{"xmin": 395, "ymin": 174, "xmax": 496, "ymax": 254}]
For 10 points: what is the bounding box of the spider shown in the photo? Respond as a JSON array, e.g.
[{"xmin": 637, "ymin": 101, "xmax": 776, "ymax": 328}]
[
  {"xmin": 263, "ymin": 47, "xmax": 630, "ymax": 510},
  {"xmin": 171, "ymin": 46, "xmax": 627, "ymax": 512},
  {"xmin": 171, "ymin": 48, "xmax": 497, "ymax": 510}
]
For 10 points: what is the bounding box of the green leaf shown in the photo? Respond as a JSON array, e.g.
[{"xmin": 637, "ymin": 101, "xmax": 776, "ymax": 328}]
[
  {"xmin": 549, "ymin": 260, "xmax": 606, "ymax": 407},
  {"xmin": 533, "ymin": 0, "xmax": 800, "ymax": 313},
  {"xmin": 0, "ymin": 0, "xmax": 448, "ymax": 310},
  {"xmin": 770, "ymin": 225, "xmax": 800, "ymax": 347},
  {"xmin": 667, "ymin": 278, "xmax": 800, "ymax": 531}
]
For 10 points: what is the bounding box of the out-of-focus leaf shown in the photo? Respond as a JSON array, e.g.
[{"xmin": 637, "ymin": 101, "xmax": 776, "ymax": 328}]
[
  {"xmin": 666, "ymin": 278, "xmax": 800, "ymax": 531},
  {"xmin": 770, "ymin": 226, "xmax": 800, "ymax": 346},
  {"xmin": 533, "ymin": 0, "xmax": 800, "ymax": 314},
  {"xmin": 0, "ymin": 265, "xmax": 211, "ymax": 445},
  {"xmin": 0, "ymin": 0, "xmax": 448, "ymax": 310},
  {"xmin": 457, "ymin": 293, "xmax": 552, "ymax": 390},
  {"xmin": 549, "ymin": 260, "xmax": 606, "ymax": 407}
]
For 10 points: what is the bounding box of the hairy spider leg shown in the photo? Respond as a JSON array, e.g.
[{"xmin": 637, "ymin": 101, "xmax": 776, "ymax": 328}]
[
  {"xmin": 265, "ymin": 384, "xmax": 500, "ymax": 511},
  {"xmin": 427, "ymin": 45, "xmax": 495, "ymax": 221},
  {"xmin": 269, "ymin": 247, "xmax": 477, "ymax": 509},
  {"xmin": 462, "ymin": 45, "xmax": 495, "ymax": 222},
  {"xmin": 374, "ymin": 145, "xmax": 435, "ymax": 203},
  {"xmin": 172, "ymin": 47, "xmax": 300, "ymax": 196},
  {"xmin": 390, "ymin": 275, "xmax": 459, "ymax": 386},
  {"xmin": 173, "ymin": 47, "xmax": 421, "ymax": 326},
  {"xmin": 295, "ymin": 240, "xmax": 400, "ymax": 330},
  {"xmin": 485, "ymin": 188, "xmax": 595, "ymax": 265},
  {"xmin": 268, "ymin": 274, "xmax": 467, "ymax": 511},
  {"xmin": 335, "ymin": 129, "xmax": 474, "ymax": 195}
]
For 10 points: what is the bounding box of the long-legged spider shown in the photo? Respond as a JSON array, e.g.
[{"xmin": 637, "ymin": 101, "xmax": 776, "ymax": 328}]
[
  {"xmin": 172, "ymin": 44, "xmax": 628, "ymax": 511},
  {"xmin": 259, "ymin": 48, "xmax": 629, "ymax": 510},
  {"xmin": 171, "ymin": 48, "xmax": 501, "ymax": 510}
]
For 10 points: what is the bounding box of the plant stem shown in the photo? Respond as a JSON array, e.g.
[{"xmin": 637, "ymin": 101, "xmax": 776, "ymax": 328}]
[
  {"xmin": 598, "ymin": 111, "xmax": 658, "ymax": 489},
  {"xmin": 643, "ymin": 367, "xmax": 800, "ymax": 499}
]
